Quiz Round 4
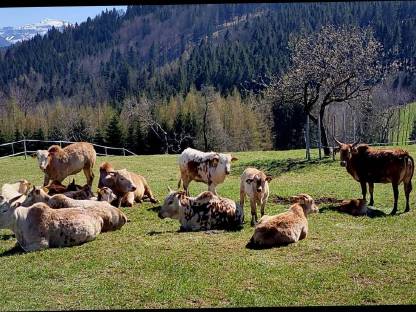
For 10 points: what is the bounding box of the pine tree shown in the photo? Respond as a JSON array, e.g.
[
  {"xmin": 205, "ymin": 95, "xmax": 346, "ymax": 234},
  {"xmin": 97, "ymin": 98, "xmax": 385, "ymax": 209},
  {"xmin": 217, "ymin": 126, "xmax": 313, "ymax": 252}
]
[{"xmin": 105, "ymin": 114, "xmax": 124, "ymax": 147}]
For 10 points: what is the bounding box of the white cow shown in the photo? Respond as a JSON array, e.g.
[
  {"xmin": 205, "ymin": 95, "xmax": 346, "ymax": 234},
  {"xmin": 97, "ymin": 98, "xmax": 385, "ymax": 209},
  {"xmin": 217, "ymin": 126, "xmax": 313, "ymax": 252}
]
[{"xmin": 178, "ymin": 147, "xmax": 238, "ymax": 195}]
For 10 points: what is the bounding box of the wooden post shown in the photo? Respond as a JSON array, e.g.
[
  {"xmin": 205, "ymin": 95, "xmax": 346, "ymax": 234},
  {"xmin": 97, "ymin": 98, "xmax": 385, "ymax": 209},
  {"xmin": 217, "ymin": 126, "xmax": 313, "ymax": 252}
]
[
  {"xmin": 105, "ymin": 147, "xmax": 108, "ymax": 156},
  {"xmin": 23, "ymin": 139, "xmax": 27, "ymax": 160},
  {"xmin": 123, "ymin": 148, "xmax": 126, "ymax": 156},
  {"xmin": 318, "ymin": 114, "xmax": 322, "ymax": 160},
  {"xmin": 306, "ymin": 115, "xmax": 311, "ymax": 161},
  {"xmin": 59, "ymin": 141, "xmax": 62, "ymax": 148},
  {"xmin": 406, "ymin": 104, "xmax": 412, "ymax": 145}
]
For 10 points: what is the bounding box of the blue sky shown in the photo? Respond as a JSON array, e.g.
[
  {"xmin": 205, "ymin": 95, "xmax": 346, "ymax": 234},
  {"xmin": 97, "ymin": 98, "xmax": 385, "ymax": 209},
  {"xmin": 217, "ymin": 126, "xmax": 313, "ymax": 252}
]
[{"xmin": 0, "ymin": 6, "xmax": 127, "ymax": 28}]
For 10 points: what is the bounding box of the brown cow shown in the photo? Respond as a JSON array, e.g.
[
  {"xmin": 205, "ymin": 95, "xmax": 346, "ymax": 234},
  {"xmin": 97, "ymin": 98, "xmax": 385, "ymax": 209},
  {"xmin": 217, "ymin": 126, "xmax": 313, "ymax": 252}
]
[
  {"xmin": 33, "ymin": 142, "xmax": 96, "ymax": 187},
  {"xmin": 335, "ymin": 139, "xmax": 414, "ymax": 215}
]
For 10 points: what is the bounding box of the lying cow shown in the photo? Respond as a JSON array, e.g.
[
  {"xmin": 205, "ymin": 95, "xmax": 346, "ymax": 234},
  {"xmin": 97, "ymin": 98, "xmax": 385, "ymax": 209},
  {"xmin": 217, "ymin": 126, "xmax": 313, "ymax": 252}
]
[
  {"xmin": 32, "ymin": 142, "xmax": 96, "ymax": 187},
  {"xmin": 1, "ymin": 179, "xmax": 32, "ymax": 202},
  {"xmin": 178, "ymin": 147, "xmax": 238, "ymax": 195},
  {"xmin": 21, "ymin": 187, "xmax": 127, "ymax": 232},
  {"xmin": 335, "ymin": 138, "xmax": 414, "ymax": 215},
  {"xmin": 246, "ymin": 194, "xmax": 319, "ymax": 249},
  {"xmin": 337, "ymin": 199, "xmax": 368, "ymax": 216},
  {"xmin": 158, "ymin": 189, "xmax": 244, "ymax": 231},
  {"xmin": 95, "ymin": 187, "xmax": 118, "ymax": 203},
  {"xmin": 44, "ymin": 179, "xmax": 83, "ymax": 195},
  {"xmin": 62, "ymin": 184, "xmax": 94, "ymax": 200},
  {"xmin": 0, "ymin": 195, "xmax": 103, "ymax": 252},
  {"xmin": 98, "ymin": 162, "xmax": 158, "ymax": 207},
  {"xmin": 240, "ymin": 168, "xmax": 272, "ymax": 226}
]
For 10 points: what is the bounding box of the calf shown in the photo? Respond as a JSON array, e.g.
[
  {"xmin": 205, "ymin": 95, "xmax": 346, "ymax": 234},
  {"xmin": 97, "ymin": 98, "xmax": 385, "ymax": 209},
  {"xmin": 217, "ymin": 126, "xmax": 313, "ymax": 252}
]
[
  {"xmin": 240, "ymin": 168, "xmax": 272, "ymax": 226},
  {"xmin": 33, "ymin": 142, "xmax": 96, "ymax": 187},
  {"xmin": 63, "ymin": 184, "xmax": 94, "ymax": 200},
  {"xmin": 98, "ymin": 162, "xmax": 158, "ymax": 207},
  {"xmin": 158, "ymin": 189, "xmax": 244, "ymax": 231},
  {"xmin": 246, "ymin": 194, "xmax": 319, "ymax": 249},
  {"xmin": 21, "ymin": 187, "xmax": 127, "ymax": 232},
  {"xmin": 96, "ymin": 187, "xmax": 118, "ymax": 203},
  {"xmin": 1, "ymin": 179, "xmax": 32, "ymax": 202},
  {"xmin": 0, "ymin": 195, "xmax": 103, "ymax": 252},
  {"xmin": 178, "ymin": 147, "xmax": 238, "ymax": 195},
  {"xmin": 45, "ymin": 179, "xmax": 83, "ymax": 196},
  {"xmin": 337, "ymin": 199, "xmax": 368, "ymax": 216},
  {"xmin": 335, "ymin": 139, "xmax": 414, "ymax": 214}
]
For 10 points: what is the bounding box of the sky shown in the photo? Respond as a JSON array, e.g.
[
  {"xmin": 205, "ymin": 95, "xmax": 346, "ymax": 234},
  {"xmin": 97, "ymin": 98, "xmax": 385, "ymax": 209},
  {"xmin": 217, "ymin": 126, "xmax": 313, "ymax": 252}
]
[{"xmin": 0, "ymin": 6, "xmax": 127, "ymax": 28}]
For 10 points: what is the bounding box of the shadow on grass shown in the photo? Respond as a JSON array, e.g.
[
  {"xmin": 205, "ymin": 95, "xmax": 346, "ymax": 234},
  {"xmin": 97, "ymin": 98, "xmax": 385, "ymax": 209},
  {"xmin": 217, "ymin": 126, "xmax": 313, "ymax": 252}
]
[
  {"xmin": 272, "ymin": 195, "xmax": 344, "ymax": 205},
  {"xmin": 319, "ymin": 205, "xmax": 388, "ymax": 218},
  {"xmin": 0, "ymin": 244, "xmax": 25, "ymax": 257},
  {"xmin": 0, "ymin": 233, "xmax": 15, "ymax": 241},
  {"xmin": 233, "ymin": 157, "xmax": 335, "ymax": 177},
  {"xmin": 147, "ymin": 205, "xmax": 161, "ymax": 213}
]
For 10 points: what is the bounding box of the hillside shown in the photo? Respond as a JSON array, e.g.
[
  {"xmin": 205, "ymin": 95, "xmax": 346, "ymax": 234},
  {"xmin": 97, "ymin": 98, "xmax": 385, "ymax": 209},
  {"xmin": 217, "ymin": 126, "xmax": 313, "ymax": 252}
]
[{"xmin": 1, "ymin": 2, "xmax": 416, "ymax": 106}]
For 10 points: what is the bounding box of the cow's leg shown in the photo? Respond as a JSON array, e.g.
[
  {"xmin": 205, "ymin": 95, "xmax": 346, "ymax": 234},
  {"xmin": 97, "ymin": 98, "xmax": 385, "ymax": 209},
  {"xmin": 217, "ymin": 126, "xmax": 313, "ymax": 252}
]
[
  {"xmin": 368, "ymin": 182, "xmax": 374, "ymax": 206},
  {"xmin": 144, "ymin": 185, "xmax": 158, "ymax": 204},
  {"xmin": 123, "ymin": 192, "xmax": 135, "ymax": 207},
  {"xmin": 43, "ymin": 174, "xmax": 50, "ymax": 187},
  {"xmin": 391, "ymin": 183, "xmax": 399, "ymax": 215},
  {"xmin": 260, "ymin": 198, "xmax": 267, "ymax": 217},
  {"xmin": 208, "ymin": 182, "xmax": 217, "ymax": 195},
  {"xmin": 404, "ymin": 181, "xmax": 412, "ymax": 212},
  {"xmin": 239, "ymin": 188, "xmax": 245, "ymax": 211},
  {"xmin": 182, "ymin": 177, "xmax": 191, "ymax": 196},
  {"xmin": 83, "ymin": 166, "xmax": 94, "ymax": 187},
  {"xmin": 360, "ymin": 181, "xmax": 367, "ymax": 201},
  {"xmin": 250, "ymin": 198, "xmax": 257, "ymax": 226},
  {"xmin": 299, "ymin": 224, "xmax": 308, "ymax": 241}
]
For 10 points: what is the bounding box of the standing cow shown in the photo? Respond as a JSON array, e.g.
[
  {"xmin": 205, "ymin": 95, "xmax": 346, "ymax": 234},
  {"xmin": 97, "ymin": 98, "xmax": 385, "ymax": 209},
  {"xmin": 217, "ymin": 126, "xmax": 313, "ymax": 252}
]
[
  {"xmin": 33, "ymin": 142, "xmax": 96, "ymax": 187},
  {"xmin": 335, "ymin": 139, "xmax": 414, "ymax": 215},
  {"xmin": 178, "ymin": 147, "xmax": 238, "ymax": 195}
]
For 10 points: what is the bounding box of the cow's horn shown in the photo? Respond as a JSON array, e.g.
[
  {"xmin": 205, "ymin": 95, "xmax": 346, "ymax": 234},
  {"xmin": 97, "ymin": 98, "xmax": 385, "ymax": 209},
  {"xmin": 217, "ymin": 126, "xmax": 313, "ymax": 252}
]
[
  {"xmin": 332, "ymin": 135, "xmax": 343, "ymax": 146},
  {"xmin": 352, "ymin": 139, "xmax": 360, "ymax": 147},
  {"xmin": 167, "ymin": 186, "xmax": 173, "ymax": 192}
]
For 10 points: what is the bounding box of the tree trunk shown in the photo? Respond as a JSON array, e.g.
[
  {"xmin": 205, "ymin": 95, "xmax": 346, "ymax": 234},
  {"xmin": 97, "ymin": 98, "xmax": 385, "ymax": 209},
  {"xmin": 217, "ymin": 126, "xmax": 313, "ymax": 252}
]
[
  {"xmin": 320, "ymin": 107, "xmax": 331, "ymax": 156},
  {"xmin": 203, "ymin": 97, "xmax": 209, "ymax": 152}
]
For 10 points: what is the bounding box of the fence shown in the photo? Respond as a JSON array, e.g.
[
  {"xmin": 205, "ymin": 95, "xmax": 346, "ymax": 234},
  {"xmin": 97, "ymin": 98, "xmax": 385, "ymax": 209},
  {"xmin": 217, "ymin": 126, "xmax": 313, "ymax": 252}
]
[{"xmin": 0, "ymin": 139, "xmax": 137, "ymax": 160}]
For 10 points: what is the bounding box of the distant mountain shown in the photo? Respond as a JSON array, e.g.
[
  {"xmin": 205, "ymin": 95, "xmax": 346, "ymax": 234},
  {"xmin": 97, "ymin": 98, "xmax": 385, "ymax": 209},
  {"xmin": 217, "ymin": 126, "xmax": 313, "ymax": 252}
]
[{"xmin": 0, "ymin": 18, "xmax": 69, "ymax": 46}]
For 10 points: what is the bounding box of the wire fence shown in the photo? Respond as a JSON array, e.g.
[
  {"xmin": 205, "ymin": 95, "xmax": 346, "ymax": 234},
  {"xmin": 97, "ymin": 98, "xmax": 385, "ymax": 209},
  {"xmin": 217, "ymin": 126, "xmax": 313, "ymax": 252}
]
[{"xmin": 0, "ymin": 139, "xmax": 137, "ymax": 160}]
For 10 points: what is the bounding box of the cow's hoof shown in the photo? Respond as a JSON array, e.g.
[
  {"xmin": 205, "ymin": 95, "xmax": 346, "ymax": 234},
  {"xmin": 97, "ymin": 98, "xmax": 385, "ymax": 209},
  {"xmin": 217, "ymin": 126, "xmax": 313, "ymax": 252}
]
[
  {"xmin": 404, "ymin": 208, "xmax": 410, "ymax": 213},
  {"xmin": 390, "ymin": 210, "xmax": 397, "ymax": 215}
]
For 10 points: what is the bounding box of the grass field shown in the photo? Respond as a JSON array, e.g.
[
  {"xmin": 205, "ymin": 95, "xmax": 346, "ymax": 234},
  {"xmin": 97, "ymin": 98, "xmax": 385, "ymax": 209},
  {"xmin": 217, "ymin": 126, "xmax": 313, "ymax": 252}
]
[{"xmin": 1, "ymin": 147, "xmax": 416, "ymax": 309}]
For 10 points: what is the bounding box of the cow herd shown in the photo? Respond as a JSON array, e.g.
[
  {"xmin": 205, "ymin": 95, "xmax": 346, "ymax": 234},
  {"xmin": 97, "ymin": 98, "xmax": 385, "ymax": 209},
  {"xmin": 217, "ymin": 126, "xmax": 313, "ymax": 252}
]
[{"xmin": 0, "ymin": 140, "xmax": 414, "ymax": 252}]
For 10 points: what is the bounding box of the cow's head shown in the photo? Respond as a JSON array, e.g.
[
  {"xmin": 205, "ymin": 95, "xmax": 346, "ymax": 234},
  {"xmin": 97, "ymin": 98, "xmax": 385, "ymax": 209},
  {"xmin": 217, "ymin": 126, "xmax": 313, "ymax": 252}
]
[
  {"xmin": 67, "ymin": 179, "xmax": 82, "ymax": 192},
  {"xmin": 21, "ymin": 186, "xmax": 49, "ymax": 207},
  {"xmin": 290, "ymin": 193, "xmax": 319, "ymax": 214},
  {"xmin": 246, "ymin": 173, "xmax": 272, "ymax": 193},
  {"xmin": 334, "ymin": 138, "xmax": 360, "ymax": 167},
  {"xmin": 33, "ymin": 150, "xmax": 50, "ymax": 171},
  {"xmin": 158, "ymin": 188, "xmax": 186, "ymax": 220},
  {"xmin": 211, "ymin": 153, "xmax": 238, "ymax": 175},
  {"xmin": 17, "ymin": 179, "xmax": 32, "ymax": 194},
  {"xmin": 106, "ymin": 169, "xmax": 137, "ymax": 193},
  {"xmin": 0, "ymin": 194, "xmax": 23, "ymax": 228},
  {"xmin": 97, "ymin": 187, "xmax": 117, "ymax": 203}
]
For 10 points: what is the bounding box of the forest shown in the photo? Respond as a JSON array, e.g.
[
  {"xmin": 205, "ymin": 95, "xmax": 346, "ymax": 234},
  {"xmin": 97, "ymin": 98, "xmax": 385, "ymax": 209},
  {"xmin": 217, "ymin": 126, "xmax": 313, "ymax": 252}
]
[{"xmin": 0, "ymin": 2, "xmax": 416, "ymax": 154}]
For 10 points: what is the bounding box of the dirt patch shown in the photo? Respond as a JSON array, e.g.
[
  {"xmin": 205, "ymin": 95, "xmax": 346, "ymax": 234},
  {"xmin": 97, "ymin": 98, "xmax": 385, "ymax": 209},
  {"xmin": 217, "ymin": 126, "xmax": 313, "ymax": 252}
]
[{"xmin": 272, "ymin": 195, "xmax": 344, "ymax": 205}]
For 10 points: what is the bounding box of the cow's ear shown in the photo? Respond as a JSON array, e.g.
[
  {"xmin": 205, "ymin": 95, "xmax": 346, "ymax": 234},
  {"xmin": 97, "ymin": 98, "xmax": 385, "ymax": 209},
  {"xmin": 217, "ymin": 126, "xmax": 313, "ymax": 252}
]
[
  {"xmin": 333, "ymin": 147, "xmax": 340, "ymax": 154},
  {"xmin": 210, "ymin": 155, "xmax": 219, "ymax": 167},
  {"xmin": 231, "ymin": 156, "xmax": 238, "ymax": 162},
  {"xmin": 266, "ymin": 175, "xmax": 272, "ymax": 182},
  {"xmin": 35, "ymin": 188, "xmax": 40, "ymax": 195},
  {"xmin": 246, "ymin": 178, "xmax": 254, "ymax": 184}
]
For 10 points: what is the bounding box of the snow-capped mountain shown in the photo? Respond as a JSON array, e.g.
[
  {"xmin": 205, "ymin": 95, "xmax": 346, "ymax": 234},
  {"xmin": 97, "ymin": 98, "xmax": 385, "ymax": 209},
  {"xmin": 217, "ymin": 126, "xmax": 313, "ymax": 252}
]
[{"xmin": 0, "ymin": 18, "xmax": 70, "ymax": 47}]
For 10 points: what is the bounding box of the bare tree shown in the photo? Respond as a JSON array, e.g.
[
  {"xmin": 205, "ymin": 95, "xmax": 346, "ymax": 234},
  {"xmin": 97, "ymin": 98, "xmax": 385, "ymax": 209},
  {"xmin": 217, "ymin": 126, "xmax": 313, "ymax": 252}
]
[
  {"xmin": 201, "ymin": 85, "xmax": 216, "ymax": 151},
  {"xmin": 266, "ymin": 24, "xmax": 383, "ymax": 155}
]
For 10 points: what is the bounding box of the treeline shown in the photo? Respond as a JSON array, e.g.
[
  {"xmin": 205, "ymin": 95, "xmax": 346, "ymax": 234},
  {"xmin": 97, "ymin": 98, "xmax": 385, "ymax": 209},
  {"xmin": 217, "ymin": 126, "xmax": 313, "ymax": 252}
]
[
  {"xmin": 1, "ymin": 2, "xmax": 416, "ymax": 107},
  {"xmin": 0, "ymin": 88, "xmax": 272, "ymax": 155}
]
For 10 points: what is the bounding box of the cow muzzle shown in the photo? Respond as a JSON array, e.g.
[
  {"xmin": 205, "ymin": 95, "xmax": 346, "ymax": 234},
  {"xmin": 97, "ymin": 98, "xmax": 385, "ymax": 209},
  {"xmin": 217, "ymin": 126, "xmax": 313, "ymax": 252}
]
[
  {"xmin": 158, "ymin": 211, "xmax": 165, "ymax": 219},
  {"xmin": 130, "ymin": 186, "xmax": 137, "ymax": 192},
  {"xmin": 256, "ymin": 188, "xmax": 262, "ymax": 193},
  {"xmin": 340, "ymin": 161, "xmax": 347, "ymax": 167},
  {"xmin": 225, "ymin": 170, "xmax": 230, "ymax": 175}
]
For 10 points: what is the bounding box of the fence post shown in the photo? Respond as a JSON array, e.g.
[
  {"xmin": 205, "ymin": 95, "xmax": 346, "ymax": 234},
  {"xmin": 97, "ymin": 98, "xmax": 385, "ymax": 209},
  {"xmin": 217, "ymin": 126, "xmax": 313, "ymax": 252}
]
[
  {"xmin": 59, "ymin": 141, "xmax": 62, "ymax": 148},
  {"xmin": 11, "ymin": 142, "xmax": 14, "ymax": 156},
  {"xmin": 23, "ymin": 139, "xmax": 27, "ymax": 160},
  {"xmin": 105, "ymin": 147, "xmax": 108, "ymax": 156},
  {"xmin": 123, "ymin": 148, "xmax": 126, "ymax": 156}
]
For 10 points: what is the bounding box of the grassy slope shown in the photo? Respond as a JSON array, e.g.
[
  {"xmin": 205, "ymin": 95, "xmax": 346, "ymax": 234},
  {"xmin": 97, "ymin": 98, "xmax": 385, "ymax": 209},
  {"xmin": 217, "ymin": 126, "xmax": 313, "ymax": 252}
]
[{"xmin": 0, "ymin": 147, "xmax": 416, "ymax": 309}]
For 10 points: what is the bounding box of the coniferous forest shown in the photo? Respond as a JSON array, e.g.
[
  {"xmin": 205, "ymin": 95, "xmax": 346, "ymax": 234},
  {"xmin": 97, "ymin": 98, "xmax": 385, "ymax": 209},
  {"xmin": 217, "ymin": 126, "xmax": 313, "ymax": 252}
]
[{"xmin": 1, "ymin": 2, "xmax": 416, "ymax": 154}]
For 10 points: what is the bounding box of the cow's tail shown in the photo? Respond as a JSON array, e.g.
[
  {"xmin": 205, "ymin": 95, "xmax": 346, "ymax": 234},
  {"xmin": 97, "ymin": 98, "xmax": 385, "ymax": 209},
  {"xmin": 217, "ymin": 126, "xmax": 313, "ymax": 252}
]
[{"xmin": 406, "ymin": 155, "xmax": 414, "ymax": 182}]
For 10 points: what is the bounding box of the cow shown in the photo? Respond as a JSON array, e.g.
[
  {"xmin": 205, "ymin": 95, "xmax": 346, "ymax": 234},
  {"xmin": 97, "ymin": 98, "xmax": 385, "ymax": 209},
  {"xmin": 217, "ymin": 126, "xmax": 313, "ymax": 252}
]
[
  {"xmin": 246, "ymin": 194, "xmax": 319, "ymax": 249},
  {"xmin": 0, "ymin": 195, "xmax": 103, "ymax": 252},
  {"xmin": 334, "ymin": 138, "xmax": 414, "ymax": 215},
  {"xmin": 178, "ymin": 147, "xmax": 238, "ymax": 195},
  {"xmin": 337, "ymin": 199, "xmax": 368, "ymax": 216},
  {"xmin": 32, "ymin": 142, "xmax": 96, "ymax": 187},
  {"xmin": 240, "ymin": 167, "xmax": 272, "ymax": 226},
  {"xmin": 1, "ymin": 179, "xmax": 32, "ymax": 202},
  {"xmin": 98, "ymin": 162, "xmax": 158, "ymax": 207},
  {"xmin": 158, "ymin": 189, "xmax": 244, "ymax": 231},
  {"xmin": 95, "ymin": 187, "xmax": 118, "ymax": 203},
  {"xmin": 62, "ymin": 184, "xmax": 94, "ymax": 200},
  {"xmin": 44, "ymin": 179, "xmax": 83, "ymax": 196},
  {"xmin": 21, "ymin": 187, "xmax": 127, "ymax": 232}
]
